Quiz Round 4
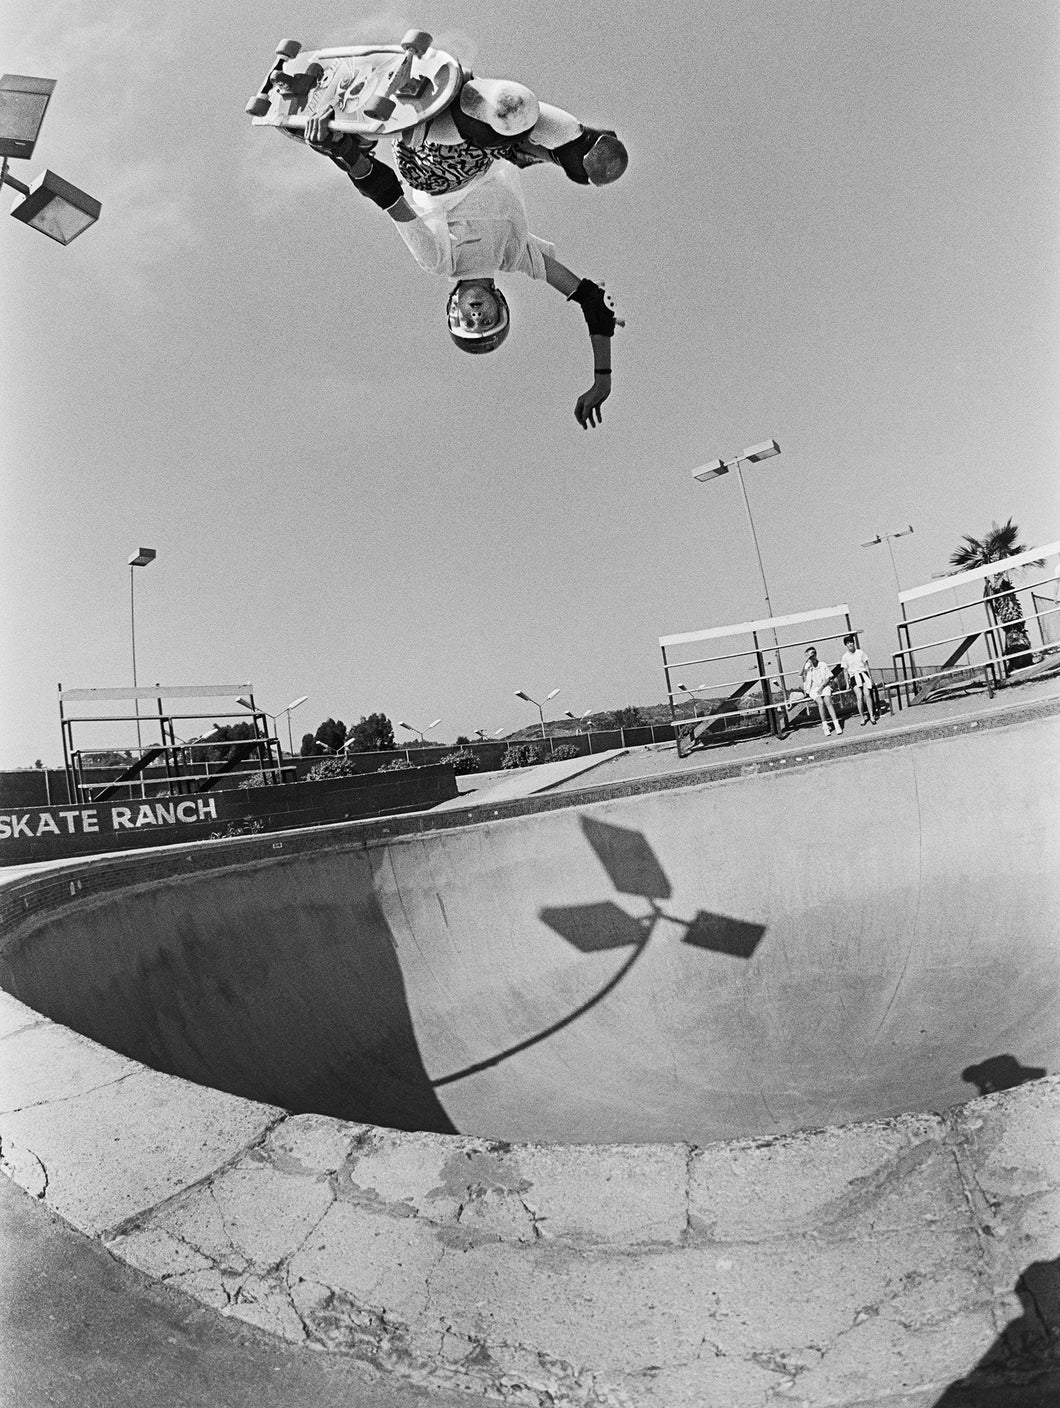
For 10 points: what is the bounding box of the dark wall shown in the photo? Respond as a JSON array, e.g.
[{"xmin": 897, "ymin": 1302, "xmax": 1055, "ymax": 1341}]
[{"xmin": 0, "ymin": 766, "xmax": 458, "ymax": 867}]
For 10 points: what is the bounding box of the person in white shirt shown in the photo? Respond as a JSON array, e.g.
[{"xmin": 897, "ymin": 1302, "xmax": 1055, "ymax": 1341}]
[
  {"xmin": 840, "ymin": 634, "xmax": 878, "ymax": 726},
  {"xmin": 301, "ymin": 79, "xmax": 624, "ymax": 430},
  {"xmin": 801, "ymin": 647, "xmax": 842, "ymax": 737}
]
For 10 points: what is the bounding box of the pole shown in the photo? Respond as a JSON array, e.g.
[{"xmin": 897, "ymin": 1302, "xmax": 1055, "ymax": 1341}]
[
  {"xmin": 538, "ymin": 704, "xmax": 546, "ymax": 740},
  {"xmin": 733, "ymin": 458, "xmax": 784, "ymax": 713},
  {"xmin": 0, "ymin": 158, "xmax": 31, "ymax": 198},
  {"xmin": 130, "ymin": 564, "xmax": 143, "ymax": 753},
  {"xmin": 885, "ymin": 536, "xmax": 902, "ymax": 593},
  {"xmin": 287, "ymin": 710, "xmax": 295, "ymax": 757}
]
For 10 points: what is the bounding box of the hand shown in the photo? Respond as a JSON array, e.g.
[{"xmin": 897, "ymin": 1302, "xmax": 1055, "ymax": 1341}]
[
  {"xmin": 575, "ymin": 377, "xmax": 611, "ymax": 430},
  {"xmin": 304, "ymin": 108, "xmax": 338, "ymax": 150}
]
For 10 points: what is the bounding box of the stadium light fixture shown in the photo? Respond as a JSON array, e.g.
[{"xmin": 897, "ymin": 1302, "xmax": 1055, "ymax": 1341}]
[
  {"xmin": 514, "ymin": 687, "xmax": 560, "ymax": 739},
  {"xmin": 1, "ymin": 75, "xmax": 100, "ymax": 244},
  {"xmin": 861, "ymin": 525, "xmax": 914, "ymax": 592},
  {"xmin": 691, "ymin": 440, "xmax": 784, "ymax": 716}
]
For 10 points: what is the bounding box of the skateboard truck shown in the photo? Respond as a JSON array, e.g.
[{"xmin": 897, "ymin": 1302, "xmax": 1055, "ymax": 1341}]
[
  {"xmin": 245, "ymin": 39, "xmax": 322, "ymax": 117},
  {"xmin": 360, "ymin": 29, "xmax": 432, "ymax": 121}
]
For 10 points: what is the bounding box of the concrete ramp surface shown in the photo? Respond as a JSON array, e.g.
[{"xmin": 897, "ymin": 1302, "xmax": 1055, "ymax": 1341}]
[{"xmin": 2, "ymin": 706, "xmax": 1057, "ymax": 1146}]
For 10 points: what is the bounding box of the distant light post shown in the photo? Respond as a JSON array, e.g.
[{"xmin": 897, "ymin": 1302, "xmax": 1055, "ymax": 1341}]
[
  {"xmin": 563, "ymin": 708, "xmax": 595, "ymax": 724},
  {"xmin": 675, "ymin": 682, "xmax": 708, "ymax": 717},
  {"xmin": 692, "ymin": 439, "xmax": 784, "ymax": 708},
  {"xmin": 1, "ymin": 74, "xmax": 101, "ymax": 244},
  {"xmin": 515, "ymin": 687, "xmax": 559, "ymax": 739},
  {"xmin": 128, "ymin": 547, "xmax": 156, "ymax": 752},
  {"xmin": 238, "ymin": 693, "xmax": 308, "ymax": 755},
  {"xmin": 861, "ymin": 525, "xmax": 914, "ymax": 592},
  {"xmin": 399, "ymin": 718, "xmax": 442, "ymax": 744}
]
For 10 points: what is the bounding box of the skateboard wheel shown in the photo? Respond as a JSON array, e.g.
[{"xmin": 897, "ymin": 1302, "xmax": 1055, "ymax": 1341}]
[
  {"xmin": 364, "ymin": 95, "xmax": 395, "ymax": 120},
  {"xmin": 401, "ymin": 29, "xmax": 432, "ymax": 56},
  {"xmin": 275, "ymin": 39, "xmax": 302, "ymax": 59},
  {"xmin": 245, "ymin": 95, "xmax": 271, "ymax": 116}
]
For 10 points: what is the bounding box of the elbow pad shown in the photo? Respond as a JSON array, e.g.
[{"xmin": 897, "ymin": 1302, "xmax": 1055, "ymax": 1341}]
[
  {"xmin": 350, "ymin": 157, "xmax": 403, "ymax": 209},
  {"xmin": 568, "ymin": 278, "xmax": 616, "ymax": 337}
]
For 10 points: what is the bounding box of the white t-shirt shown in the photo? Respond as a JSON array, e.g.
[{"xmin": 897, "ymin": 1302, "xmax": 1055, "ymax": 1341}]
[
  {"xmin": 394, "ymin": 162, "xmax": 554, "ymax": 281},
  {"xmin": 802, "ymin": 661, "xmax": 833, "ymax": 698},
  {"xmin": 841, "ymin": 648, "xmax": 871, "ymax": 682}
]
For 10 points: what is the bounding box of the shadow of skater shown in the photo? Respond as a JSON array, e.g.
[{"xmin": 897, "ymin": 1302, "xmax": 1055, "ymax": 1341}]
[
  {"xmin": 962, "ymin": 1054, "xmax": 1048, "ymax": 1096},
  {"xmin": 933, "ymin": 1258, "xmax": 1060, "ymax": 1405},
  {"xmin": 433, "ymin": 815, "xmax": 766, "ymax": 1087}
]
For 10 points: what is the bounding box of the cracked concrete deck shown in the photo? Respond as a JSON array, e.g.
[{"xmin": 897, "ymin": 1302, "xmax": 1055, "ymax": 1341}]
[
  {"xmin": 1, "ymin": 690, "xmax": 1058, "ymax": 1405},
  {"xmin": 1, "ymin": 995, "xmax": 1057, "ymax": 1406}
]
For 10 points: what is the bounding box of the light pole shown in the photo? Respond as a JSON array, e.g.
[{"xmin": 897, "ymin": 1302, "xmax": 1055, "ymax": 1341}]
[
  {"xmin": 238, "ymin": 693, "xmax": 308, "ymax": 755},
  {"xmin": 861, "ymin": 525, "xmax": 914, "ymax": 593},
  {"xmin": 675, "ymin": 682, "xmax": 708, "ymax": 717},
  {"xmin": 692, "ymin": 439, "xmax": 784, "ymax": 712},
  {"xmin": 128, "ymin": 547, "xmax": 156, "ymax": 753},
  {"xmin": 1, "ymin": 74, "xmax": 101, "ymax": 244},
  {"xmin": 278, "ymin": 695, "xmax": 309, "ymax": 755},
  {"xmin": 515, "ymin": 688, "xmax": 559, "ymax": 739},
  {"xmin": 399, "ymin": 718, "xmax": 442, "ymax": 744}
]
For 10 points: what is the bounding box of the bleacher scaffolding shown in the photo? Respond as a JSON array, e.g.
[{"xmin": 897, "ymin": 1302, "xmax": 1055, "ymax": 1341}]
[
  {"xmin": 58, "ymin": 683, "xmax": 289, "ymax": 805},
  {"xmin": 660, "ymin": 604, "xmax": 867, "ymax": 756},
  {"xmin": 891, "ymin": 540, "xmax": 1060, "ymax": 708}
]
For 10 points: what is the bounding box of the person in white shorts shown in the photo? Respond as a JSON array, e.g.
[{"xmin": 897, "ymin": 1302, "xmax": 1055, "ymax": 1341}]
[
  {"xmin": 301, "ymin": 76, "xmax": 627, "ymax": 429},
  {"xmin": 801, "ymin": 647, "xmax": 842, "ymax": 737},
  {"xmin": 840, "ymin": 634, "xmax": 878, "ymax": 725}
]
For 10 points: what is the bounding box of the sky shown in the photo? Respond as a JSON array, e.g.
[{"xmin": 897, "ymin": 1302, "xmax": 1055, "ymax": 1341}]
[{"xmin": 2, "ymin": 0, "xmax": 1058, "ymax": 766}]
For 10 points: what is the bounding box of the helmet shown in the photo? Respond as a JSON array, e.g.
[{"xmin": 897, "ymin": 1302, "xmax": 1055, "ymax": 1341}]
[{"xmin": 446, "ymin": 283, "xmax": 511, "ymax": 354}]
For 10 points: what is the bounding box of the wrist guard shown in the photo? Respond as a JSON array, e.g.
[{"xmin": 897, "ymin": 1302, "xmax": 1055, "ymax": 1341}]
[
  {"xmin": 568, "ymin": 278, "xmax": 616, "ymax": 337},
  {"xmin": 350, "ymin": 156, "xmax": 403, "ymax": 209}
]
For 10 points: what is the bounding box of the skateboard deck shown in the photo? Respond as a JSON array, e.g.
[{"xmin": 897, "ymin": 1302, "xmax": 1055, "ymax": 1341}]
[{"xmin": 246, "ymin": 31, "xmax": 464, "ymax": 138}]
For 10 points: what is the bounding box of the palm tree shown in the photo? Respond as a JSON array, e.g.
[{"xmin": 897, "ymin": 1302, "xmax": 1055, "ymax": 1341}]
[{"xmin": 948, "ymin": 519, "xmax": 1042, "ymax": 673}]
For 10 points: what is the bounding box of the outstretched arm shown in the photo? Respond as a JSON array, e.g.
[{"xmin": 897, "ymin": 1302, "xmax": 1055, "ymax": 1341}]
[{"xmin": 542, "ymin": 253, "xmax": 623, "ymax": 430}]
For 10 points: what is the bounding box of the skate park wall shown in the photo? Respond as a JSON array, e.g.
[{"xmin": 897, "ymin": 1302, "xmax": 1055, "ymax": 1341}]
[
  {"xmin": 0, "ymin": 700, "xmax": 1057, "ymax": 1405},
  {"xmin": 0, "ymin": 706, "xmax": 1057, "ymax": 1143}
]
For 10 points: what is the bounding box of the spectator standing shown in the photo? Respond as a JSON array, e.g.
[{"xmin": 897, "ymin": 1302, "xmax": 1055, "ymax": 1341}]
[
  {"xmin": 840, "ymin": 634, "xmax": 878, "ymax": 725},
  {"xmin": 802, "ymin": 647, "xmax": 842, "ymax": 737}
]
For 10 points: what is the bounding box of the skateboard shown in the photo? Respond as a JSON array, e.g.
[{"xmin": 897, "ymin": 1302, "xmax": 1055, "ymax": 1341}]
[{"xmin": 245, "ymin": 30, "xmax": 464, "ymax": 138}]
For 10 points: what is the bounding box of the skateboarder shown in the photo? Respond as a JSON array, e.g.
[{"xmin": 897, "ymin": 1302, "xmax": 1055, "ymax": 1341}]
[{"xmin": 302, "ymin": 82, "xmax": 625, "ymax": 429}]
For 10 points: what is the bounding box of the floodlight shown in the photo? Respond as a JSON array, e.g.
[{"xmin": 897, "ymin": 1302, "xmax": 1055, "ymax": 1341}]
[
  {"xmin": 128, "ymin": 547, "xmax": 156, "ymax": 567},
  {"xmin": 742, "ymin": 439, "xmax": 781, "ymax": 462},
  {"xmin": 0, "ymin": 75, "xmax": 55, "ymax": 160},
  {"xmin": 692, "ymin": 459, "xmax": 728, "ymax": 482},
  {"xmin": 9, "ymin": 168, "xmax": 101, "ymax": 244}
]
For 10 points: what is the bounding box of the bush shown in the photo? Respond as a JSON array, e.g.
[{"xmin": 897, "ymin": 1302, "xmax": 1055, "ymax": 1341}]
[
  {"xmin": 304, "ymin": 757, "xmax": 360, "ymax": 781},
  {"xmin": 551, "ymin": 743, "xmax": 581, "ymax": 761},
  {"xmin": 379, "ymin": 757, "xmax": 414, "ymax": 771},
  {"xmin": 438, "ymin": 747, "xmax": 478, "ymax": 774},
  {"xmin": 237, "ymin": 771, "xmax": 267, "ymax": 789},
  {"xmin": 209, "ymin": 818, "xmax": 265, "ymax": 839},
  {"xmin": 501, "ymin": 743, "xmax": 544, "ymax": 769}
]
